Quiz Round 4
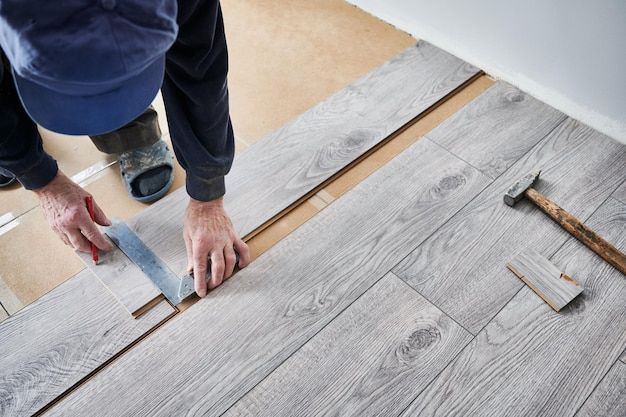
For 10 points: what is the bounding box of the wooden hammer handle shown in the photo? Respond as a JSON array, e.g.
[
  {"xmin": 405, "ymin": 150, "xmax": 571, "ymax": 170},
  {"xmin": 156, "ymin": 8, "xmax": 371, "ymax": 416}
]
[{"xmin": 526, "ymin": 188, "xmax": 626, "ymax": 276}]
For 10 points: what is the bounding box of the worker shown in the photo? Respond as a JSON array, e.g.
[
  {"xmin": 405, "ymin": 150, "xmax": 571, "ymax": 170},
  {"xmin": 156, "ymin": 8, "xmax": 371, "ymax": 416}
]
[{"xmin": 0, "ymin": 0, "xmax": 250, "ymax": 296}]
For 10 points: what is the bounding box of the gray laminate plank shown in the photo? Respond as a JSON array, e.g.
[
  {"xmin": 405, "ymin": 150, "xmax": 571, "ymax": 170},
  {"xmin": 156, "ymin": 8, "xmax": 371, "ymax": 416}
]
[
  {"xmin": 621, "ymin": 348, "xmax": 626, "ymax": 363},
  {"xmin": 0, "ymin": 269, "xmax": 175, "ymax": 417},
  {"xmin": 77, "ymin": 240, "xmax": 161, "ymax": 317},
  {"xmin": 426, "ymin": 82, "xmax": 566, "ymax": 179},
  {"xmin": 575, "ymin": 361, "xmax": 626, "ymax": 417},
  {"xmin": 393, "ymin": 118, "xmax": 626, "ymax": 334},
  {"xmin": 507, "ymin": 249, "xmax": 583, "ymax": 311},
  {"xmin": 223, "ymin": 273, "xmax": 472, "ymax": 417},
  {"xmin": 613, "ymin": 179, "xmax": 626, "ymax": 206},
  {"xmin": 46, "ymin": 138, "xmax": 491, "ymax": 416},
  {"xmin": 127, "ymin": 41, "xmax": 480, "ymax": 277},
  {"xmin": 401, "ymin": 198, "xmax": 626, "ymax": 417}
]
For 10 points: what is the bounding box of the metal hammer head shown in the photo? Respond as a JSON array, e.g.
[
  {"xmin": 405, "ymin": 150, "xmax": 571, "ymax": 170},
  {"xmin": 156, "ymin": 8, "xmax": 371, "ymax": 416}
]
[{"xmin": 504, "ymin": 170, "xmax": 541, "ymax": 207}]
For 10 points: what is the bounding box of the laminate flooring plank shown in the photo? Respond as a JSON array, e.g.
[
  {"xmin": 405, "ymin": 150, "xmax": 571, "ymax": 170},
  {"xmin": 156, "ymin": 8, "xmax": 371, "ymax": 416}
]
[
  {"xmin": 46, "ymin": 138, "xmax": 491, "ymax": 417},
  {"xmin": 0, "ymin": 303, "xmax": 7, "ymax": 321},
  {"xmin": 613, "ymin": 179, "xmax": 626, "ymax": 206},
  {"xmin": 223, "ymin": 273, "xmax": 472, "ymax": 417},
  {"xmin": 393, "ymin": 118, "xmax": 626, "ymax": 334},
  {"xmin": 401, "ymin": 198, "xmax": 626, "ymax": 417},
  {"xmin": 77, "ymin": 242, "xmax": 161, "ymax": 317},
  {"xmin": 0, "ymin": 269, "xmax": 175, "ymax": 417},
  {"xmin": 621, "ymin": 348, "xmax": 626, "ymax": 364},
  {"xmin": 127, "ymin": 41, "xmax": 480, "ymax": 277},
  {"xmin": 426, "ymin": 81, "xmax": 566, "ymax": 179},
  {"xmin": 575, "ymin": 361, "xmax": 626, "ymax": 417},
  {"xmin": 507, "ymin": 249, "xmax": 583, "ymax": 311}
]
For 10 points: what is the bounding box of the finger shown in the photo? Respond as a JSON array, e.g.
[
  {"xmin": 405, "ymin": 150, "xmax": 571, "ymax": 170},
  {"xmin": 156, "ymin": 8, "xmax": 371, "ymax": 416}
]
[
  {"xmin": 54, "ymin": 227, "xmax": 71, "ymax": 246},
  {"xmin": 234, "ymin": 239, "xmax": 251, "ymax": 268},
  {"xmin": 207, "ymin": 249, "xmax": 225, "ymax": 289},
  {"xmin": 60, "ymin": 233, "xmax": 71, "ymax": 247},
  {"xmin": 192, "ymin": 240, "xmax": 209, "ymax": 297},
  {"xmin": 184, "ymin": 233, "xmax": 194, "ymax": 273},
  {"xmin": 223, "ymin": 246, "xmax": 236, "ymax": 280},
  {"xmin": 91, "ymin": 200, "xmax": 112, "ymax": 226},
  {"xmin": 67, "ymin": 228, "xmax": 93, "ymax": 253},
  {"xmin": 80, "ymin": 216, "xmax": 113, "ymax": 251}
]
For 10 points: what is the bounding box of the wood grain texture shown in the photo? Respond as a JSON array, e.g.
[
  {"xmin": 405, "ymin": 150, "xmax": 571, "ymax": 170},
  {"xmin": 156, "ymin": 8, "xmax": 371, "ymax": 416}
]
[
  {"xmin": 393, "ymin": 118, "xmax": 626, "ymax": 334},
  {"xmin": 612, "ymin": 179, "xmax": 626, "ymax": 206},
  {"xmin": 77, "ymin": 238, "xmax": 162, "ymax": 317},
  {"xmin": 575, "ymin": 361, "xmax": 626, "ymax": 417},
  {"xmin": 507, "ymin": 249, "xmax": 583, "ymax": 311},
  {"xmin": 426, "ymin": 82, "xmax": 565, "ymax": 179},
  {"xmin": 0, "ymin": 269, "xmax": 175, "ymax": 417},
  {"xmin": 47, "ymin": 139, "xmax": 490, "ymax": 417},
  {"xmin": 526, "ymin": 187, "xmax": 626, "ymax": 276},
  {"xmin": 401, "ymin": 198, "xmax": 626, "ymax": 417},
  {"xmin": 621, "ymin": 348, "xmax": 626, "ymax": 364},
  {"xmin": 128, "ymin": 41, "xmax": 480, "ymax": 276},
  {"xmin": 223, "ymin": 273, "xmax": 472, "ymax": 417}
]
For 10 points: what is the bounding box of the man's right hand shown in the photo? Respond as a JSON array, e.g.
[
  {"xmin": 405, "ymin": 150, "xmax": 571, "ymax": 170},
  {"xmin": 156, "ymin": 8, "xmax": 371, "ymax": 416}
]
[{"xmin": 34, "ymin": 171, "xmax": 113, "ymax": 253}]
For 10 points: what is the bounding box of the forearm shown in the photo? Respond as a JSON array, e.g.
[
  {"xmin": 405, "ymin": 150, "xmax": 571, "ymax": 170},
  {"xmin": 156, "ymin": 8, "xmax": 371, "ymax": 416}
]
[
  {"xmin": 161, "ymin": 0, "xmax": 234, "ymax": 202},
  {"xmin": 0, "ymin": 51, "xmax": 58, "ymax": 189}
]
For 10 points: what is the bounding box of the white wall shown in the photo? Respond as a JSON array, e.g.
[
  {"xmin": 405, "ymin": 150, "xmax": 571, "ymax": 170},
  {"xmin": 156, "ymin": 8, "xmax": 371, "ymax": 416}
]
[{"xmin": 348, "ymin": 0, "xmax": 626, "ymax": 144}]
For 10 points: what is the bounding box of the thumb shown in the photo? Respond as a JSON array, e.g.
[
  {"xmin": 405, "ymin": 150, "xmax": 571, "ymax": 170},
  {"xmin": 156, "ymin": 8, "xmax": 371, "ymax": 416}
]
[{"xmin": 92, "ymin": 200, "xmax": 112, "ymax": 226}]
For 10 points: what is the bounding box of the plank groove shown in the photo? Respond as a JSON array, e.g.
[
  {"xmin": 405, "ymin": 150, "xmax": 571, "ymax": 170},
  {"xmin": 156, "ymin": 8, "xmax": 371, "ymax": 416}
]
[
  {"xmin": 223, "ymin": 273, "xmax": 472, "ymax": 417},
  {"xmin": 46, "ymin": 138, "xmax": 491, "ymax": 416},
  {"xmin": 0, "ymin": 270, "xmax": 175, "ymax": 417},
  {"xmin": 426, "ymin": 82, "xmax": 566, "ymax": 179},
  {"xmin": 507, "ymin": 249, "xmax": 583, "ymax": 311},
  {"xmin": 401, "ymin": 198, "xmax": 626, "ymax": 417},
  {"xmin": 393, "ymin": 117, "xmax": 626, "ymax": 334},
  {"xmin": 613, "ymin": 179, "xmax": 626, "ymax": 206},
  {"xmin": 575, "ymin": 361, "xmax": 626, "ymax": 417}
]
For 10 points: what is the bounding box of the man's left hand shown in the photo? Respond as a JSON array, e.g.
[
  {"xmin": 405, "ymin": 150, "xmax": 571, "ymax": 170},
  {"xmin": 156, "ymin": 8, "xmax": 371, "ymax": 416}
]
[{"xmin": 184, "ymin": 197, "xmax": 250, "ymax": 297}]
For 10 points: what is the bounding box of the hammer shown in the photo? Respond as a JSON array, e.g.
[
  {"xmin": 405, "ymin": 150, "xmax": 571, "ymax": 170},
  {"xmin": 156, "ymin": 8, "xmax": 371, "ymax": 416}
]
[{"xmin": 504, "ymin": 170, "xmax": 626, "ymax": 276}]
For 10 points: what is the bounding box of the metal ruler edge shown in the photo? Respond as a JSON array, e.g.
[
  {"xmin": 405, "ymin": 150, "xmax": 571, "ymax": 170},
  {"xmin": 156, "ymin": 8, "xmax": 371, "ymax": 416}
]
[{"xmin": 105, "ymin": 220, "xmax": 186, "ymax": 306}]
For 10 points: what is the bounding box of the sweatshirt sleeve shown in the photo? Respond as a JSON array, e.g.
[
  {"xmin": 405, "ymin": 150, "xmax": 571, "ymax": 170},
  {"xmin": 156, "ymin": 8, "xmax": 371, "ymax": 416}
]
[
  {"xmin": 160, "ymin": 0, "xmax": 234, "ymax": 202},
  {"xmin": 0, "ymin": 52, "xmax": 58, "ymax": 190}
]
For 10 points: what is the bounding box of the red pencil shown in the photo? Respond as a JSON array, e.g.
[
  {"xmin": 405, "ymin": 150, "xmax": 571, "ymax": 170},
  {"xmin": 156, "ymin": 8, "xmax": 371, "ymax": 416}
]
[{"xmin": 85, "ymin": 196, "xmax": 99, "ymax": 265}]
